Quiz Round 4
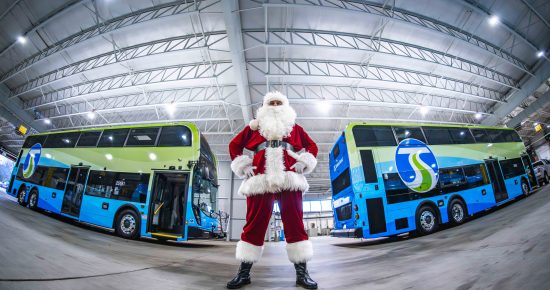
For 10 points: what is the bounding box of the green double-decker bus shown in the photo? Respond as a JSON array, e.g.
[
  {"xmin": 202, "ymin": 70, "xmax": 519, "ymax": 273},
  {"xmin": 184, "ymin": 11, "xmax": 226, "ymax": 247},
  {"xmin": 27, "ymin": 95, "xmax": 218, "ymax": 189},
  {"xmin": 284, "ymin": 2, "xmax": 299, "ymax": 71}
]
[
  {"xmin": 7, "ymin": 122, "xmax": 221, "ymax": 241},
  {"xmin": 330, "ymin": 122, "xmax": 537, "ymax": 238}
]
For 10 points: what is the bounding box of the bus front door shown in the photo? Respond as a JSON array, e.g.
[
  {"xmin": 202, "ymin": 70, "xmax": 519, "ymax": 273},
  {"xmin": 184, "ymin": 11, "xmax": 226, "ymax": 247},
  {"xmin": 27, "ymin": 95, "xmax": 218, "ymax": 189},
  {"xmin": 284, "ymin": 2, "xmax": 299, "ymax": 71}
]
[
  {"xmin": 61, "ymin": 167, "xmax": 89, "ymax": 217},
  {"xmin": 521, "ymin": 154, "xmax": 538, "ymax": 188},
  {"xmin": 148, "ymin": 172, "xmax": 188, "ymax": 238},
  {"xmin": 484, "ymin": 159, "xmax": 508, "ymax": 203}
]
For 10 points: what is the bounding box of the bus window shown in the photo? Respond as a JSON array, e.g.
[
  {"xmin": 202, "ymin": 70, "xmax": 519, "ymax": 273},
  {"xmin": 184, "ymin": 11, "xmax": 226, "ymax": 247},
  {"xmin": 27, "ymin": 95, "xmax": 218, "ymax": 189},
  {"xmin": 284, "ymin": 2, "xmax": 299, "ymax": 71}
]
[
  {"xmin": 158, "ymin": 126, "xmax": 192, "ymax": 146},
  {"xmin": 126, "ymin": 128, "xmax": 160, "ymax": 146},
  {"xmin": 23, "ymin": 135, "xmax": 47, "ymax": 148},
  {"xmin": 191, "ymin": 135, "xmax": 219, "ymax": 219},
  {"xmin": 359, "ymin": 150, "xmax": 378, "ymax": 183},
  {"xmin": 352, "ymin": 126, "xmax": 396, "ymax": 147},
  {"xmin": 332, "ymin": 143, "xmax": 340, "ymax": 159},
  {"xmin": 448, "ymin": 128, "xmax": 475, "ymax": 144},
  {"xmin": 470, "ymin": 128, "xmax": 491, "ymax": 143},
  {"xmin": 499, "ymin": 158, "xmax": 525, "ymax": 179},
  {"xmin": 332, "ymin": 168, "xmax": 351, "ymax": 196},
  {"xmin": 463, "ymin": 164, "xmax": 490, "ymax": 188},
  {"xmin": 422, "ymin": 127, "xmax": 453, "ymax": 145},
  {"xmin": 77, "ymin": 131, "xmax": 102, "ymax": 147},
  {"xmin": 383, "ymin": 173, "xmax": 411, "ymax": 204},
  {"xmin": 501, "ymin": 130, "xmax": 522, "ymax": 142},
  {"xmin": 439, "ymin": 167, "xmax": 467, "ymax": 193},
  {"xmin": 98, "ymin": 129, "xmax": 129, "ymax": 147},
  {"xmin": 44, "ymin": 132, "xmax": 79, "ymax": 148},
  {"xmin": 42, "ymin": 167, "xmax": 69, "ymax": 190},
  {"xmin": 393, "ymin": 127, "xmax": 426, "ymax": 143},
  {"xmin": 85, "ymin": 171, "xmax": 150, "ymax": 203}
]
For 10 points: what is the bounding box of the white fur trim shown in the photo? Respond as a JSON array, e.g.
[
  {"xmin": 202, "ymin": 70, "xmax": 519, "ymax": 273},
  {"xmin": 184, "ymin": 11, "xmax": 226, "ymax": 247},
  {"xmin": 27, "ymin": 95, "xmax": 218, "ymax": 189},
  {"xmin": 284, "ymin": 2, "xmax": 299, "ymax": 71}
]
[
  {"xmin": 264, "ymin": 147, "xmax": 286, "ymax": 188},
  {"xmin": 249, "ymin": 119, "xmax": 259, "ymax": 131},
  {"xmin": 286, "ymin": 240, "xmax": 313, "ymax": 263},
  {"xmin": 231, "ymin": 155, "xmax": 253, "ymax": 178},
  {"xmin": 238, "ymin": 171, "xmax": 309, "ymax": 196},
  {"xmin": 236, "ymin": 240, "xmax": 264, "ymax": 263},
  {"xmin": 297, "ymin": 152, "xmax": 317, "ymax": 174},
  {"xmin": 263, "ymin": 91, "xmax": 289, "ymax": 106}
]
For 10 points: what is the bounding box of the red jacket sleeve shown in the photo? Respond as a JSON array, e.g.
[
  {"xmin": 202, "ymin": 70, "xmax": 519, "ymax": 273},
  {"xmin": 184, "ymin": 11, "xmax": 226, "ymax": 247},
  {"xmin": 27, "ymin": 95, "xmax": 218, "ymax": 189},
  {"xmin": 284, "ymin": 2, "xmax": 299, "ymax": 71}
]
[
  {"xmin": 298, "ymin": 125, "xmax": 318, "ymax": 157},
  {"xmin": 229, "ymin": 125, "xmax": 253, "ymax": 160}
]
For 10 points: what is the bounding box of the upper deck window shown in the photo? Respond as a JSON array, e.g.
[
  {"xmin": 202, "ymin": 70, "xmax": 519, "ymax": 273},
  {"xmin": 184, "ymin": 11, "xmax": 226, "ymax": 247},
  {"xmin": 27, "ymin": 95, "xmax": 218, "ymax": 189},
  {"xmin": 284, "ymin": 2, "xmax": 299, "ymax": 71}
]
[
  {"xmin": 98, "ymin": 129, "xmax": 129, "ymax": 147},
  {"xmin": 422, "ymin": 127, "xmax": 453, "ymax": 145},
  {"xmin": 393, "ymin": 127, "xmax": 426, "ymax": 143},
  {"xmin": 43, "ymin": 132, "xmax": 79, "ymax": 148},
  {"xmin": 470, "ymin": 129, "xmax": 492, "ymax": 143},
  {"xmin": 157, "ymin": 126, "xmax": 192, "ymax": 147},
  {"xmin": 486, "ymin": 129, "xmax": 522, "ymax": 143},
  {"xmin": 352, "ymin": 126, "xmax": 396, "ymax": 147},
  {"xmin": 77, "ymin": 131, "xmax": 101, "ymax": 147},
  {"xmin": 126, "ymin": 128, "xmax": 159, "ymax": 146},
  {"xmin": 448, "ymin": 128, "xmax": 475, "ymax": 144},
  {"xmin": 22, "ymin": 135, "xmax": 47, "ymax": 148}
]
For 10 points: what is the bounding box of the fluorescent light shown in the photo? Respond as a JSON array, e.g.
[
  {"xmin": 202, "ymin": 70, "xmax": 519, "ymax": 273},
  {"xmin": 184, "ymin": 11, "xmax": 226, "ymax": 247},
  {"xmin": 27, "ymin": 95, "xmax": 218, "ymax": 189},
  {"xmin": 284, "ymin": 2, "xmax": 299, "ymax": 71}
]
[
  {"xmin": 87, "ymin": 111, "xmax": 96, "ymax": 120},
  {"xmin": 488, "ymin": 15, "xmax": 499, "ymax": 26},
  {"xmin": 17, "ymin": 36, "xmax": 27, "ymax": 44},
  {"xmin": 534, "ymin": 122, "xmax": 539, "ymax": 127},
  {"xmin": 43, "ymin": 118, "xmax": 51, "ymax": 124},
  {"xmin": 149, "ymin": 152, "xmax": 157, "ymax": 161},
  {"xmin": 474, "ymin": 112, "xmax": 482, "ymax": 120},
  {"xmin": 419, "ymin": 106, "xmax": 429, "ymax": 115},
  {"xmin": 317, "ymin": 100, "xmax": 332, "ymax": 113},
  {"xmin": 537, "ymin": 51, "xmax": 544, "ymax": 58},
  {"xmin": 165, "ymin": 104, "xmax": 176, "ymax": 116},
  {"xmin": 105, "ymin": 153, "xmax": 113, "ymax": 160}
]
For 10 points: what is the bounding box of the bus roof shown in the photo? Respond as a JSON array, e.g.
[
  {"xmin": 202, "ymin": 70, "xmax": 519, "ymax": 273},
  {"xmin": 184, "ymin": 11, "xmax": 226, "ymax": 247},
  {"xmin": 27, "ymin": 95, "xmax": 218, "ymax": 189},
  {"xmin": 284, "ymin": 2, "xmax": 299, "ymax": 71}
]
[
  {"xmin": 30, "ymin": 121, "xmax": 199, "ymax": 136},
  {"xmin": 345, "ymin": 122, "xmax": 516, "ymax": 131}
]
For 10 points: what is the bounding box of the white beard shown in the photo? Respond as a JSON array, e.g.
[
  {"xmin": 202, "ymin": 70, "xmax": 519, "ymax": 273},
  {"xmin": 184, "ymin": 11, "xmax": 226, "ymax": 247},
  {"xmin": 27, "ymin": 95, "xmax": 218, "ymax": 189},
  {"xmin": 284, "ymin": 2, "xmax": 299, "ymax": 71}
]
[{"xmin": 256, "ymin": 105, "xmax": 296, "ymax": 140}]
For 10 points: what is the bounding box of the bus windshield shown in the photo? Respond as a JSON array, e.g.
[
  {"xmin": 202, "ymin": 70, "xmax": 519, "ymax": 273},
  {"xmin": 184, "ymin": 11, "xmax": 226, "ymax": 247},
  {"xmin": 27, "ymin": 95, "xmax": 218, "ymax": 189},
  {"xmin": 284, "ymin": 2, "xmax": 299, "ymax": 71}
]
[{"xmin": 192, "ymin": 135, "xmax": 218, "ymax": 218}]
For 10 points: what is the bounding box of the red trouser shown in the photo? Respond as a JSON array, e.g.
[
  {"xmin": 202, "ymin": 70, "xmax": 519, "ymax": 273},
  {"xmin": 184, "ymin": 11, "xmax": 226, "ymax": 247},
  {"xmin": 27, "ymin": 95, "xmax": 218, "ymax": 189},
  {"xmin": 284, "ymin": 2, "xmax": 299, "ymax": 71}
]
[{"xmin": 241, "ymin": 190, "xmax": 308, "ymax": 246}]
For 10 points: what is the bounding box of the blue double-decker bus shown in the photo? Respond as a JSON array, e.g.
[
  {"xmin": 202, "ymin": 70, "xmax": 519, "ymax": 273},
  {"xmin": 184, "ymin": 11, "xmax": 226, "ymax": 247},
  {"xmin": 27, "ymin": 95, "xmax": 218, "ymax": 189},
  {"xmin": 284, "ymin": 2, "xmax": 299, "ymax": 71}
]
[
  {"xmin": 6, "ymin": 122, "xmax": 222, "ymax": 241},
  {"xmin": 329, "ymin": 122, "xmax": 537, "ymax": 238}
]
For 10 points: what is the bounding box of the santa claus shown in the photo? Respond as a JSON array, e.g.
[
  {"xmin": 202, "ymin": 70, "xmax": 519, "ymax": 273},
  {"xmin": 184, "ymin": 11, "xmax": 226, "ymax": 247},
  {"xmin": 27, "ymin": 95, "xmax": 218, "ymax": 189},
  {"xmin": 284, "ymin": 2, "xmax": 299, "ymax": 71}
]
[{"xmin": 226, "ymin": 92, "xmax": 318, "ymax": 289}]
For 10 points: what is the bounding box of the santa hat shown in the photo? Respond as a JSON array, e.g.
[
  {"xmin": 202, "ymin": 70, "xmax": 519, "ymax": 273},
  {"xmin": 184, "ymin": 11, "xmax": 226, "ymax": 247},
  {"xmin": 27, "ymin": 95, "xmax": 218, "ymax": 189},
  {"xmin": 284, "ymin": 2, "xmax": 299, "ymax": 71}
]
[{"xmin": 249, "ymin": 91, "xmax": 290, "ymax": 130}]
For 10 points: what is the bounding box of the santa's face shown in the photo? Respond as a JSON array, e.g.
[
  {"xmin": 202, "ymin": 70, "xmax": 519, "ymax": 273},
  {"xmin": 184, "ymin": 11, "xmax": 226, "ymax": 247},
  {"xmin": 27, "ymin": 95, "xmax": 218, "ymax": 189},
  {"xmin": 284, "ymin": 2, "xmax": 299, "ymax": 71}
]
[{"xmin": 256, "ymin": 99, "xmax": 296, "ymax": 140}]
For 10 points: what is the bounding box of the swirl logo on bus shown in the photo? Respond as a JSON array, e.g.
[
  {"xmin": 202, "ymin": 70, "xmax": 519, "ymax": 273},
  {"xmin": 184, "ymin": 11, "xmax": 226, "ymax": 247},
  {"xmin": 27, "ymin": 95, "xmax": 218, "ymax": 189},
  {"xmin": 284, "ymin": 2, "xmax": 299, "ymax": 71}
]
[
  {"xmin": 22, "ymin": 143, "xmax": 42, "ymax": 179},
  {"xmin": 395, "ymin": 138, "xmax": 439, "ymax": 193}
]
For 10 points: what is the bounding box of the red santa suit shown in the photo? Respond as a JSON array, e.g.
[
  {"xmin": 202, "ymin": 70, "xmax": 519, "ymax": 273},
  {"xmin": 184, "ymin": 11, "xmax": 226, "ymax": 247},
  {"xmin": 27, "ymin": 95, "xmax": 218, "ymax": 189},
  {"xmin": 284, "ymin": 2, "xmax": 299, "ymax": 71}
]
[{"xmin": 229, "ymin": 92, "xmax": 318, "ymax": 265}]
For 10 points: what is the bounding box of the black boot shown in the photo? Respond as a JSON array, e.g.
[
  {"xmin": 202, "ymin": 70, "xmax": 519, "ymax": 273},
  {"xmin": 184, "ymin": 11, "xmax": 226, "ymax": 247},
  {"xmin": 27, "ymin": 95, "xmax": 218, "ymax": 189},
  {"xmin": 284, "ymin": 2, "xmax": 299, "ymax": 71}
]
[
  {"xmin": 294, "ymin": 263, "xmax": 318, "ymax": 289},
  {"xmin": 226, "ymin": 262, "xmax": 253, "ymax": 289}
]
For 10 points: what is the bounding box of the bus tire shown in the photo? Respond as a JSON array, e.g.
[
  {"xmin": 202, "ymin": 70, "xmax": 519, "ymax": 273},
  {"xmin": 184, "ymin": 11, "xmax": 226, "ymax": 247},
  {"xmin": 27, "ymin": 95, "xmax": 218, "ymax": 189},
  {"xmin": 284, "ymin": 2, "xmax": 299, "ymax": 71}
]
[
  {"xmin": 28, "ymin": 189, "xmax": 39, "ymax": 210},
  {"xmin": 17, "ymin": 186, "xmax": 28, "ymax": 207},
  {"xmin": 448, "ymin": 199, "xmax": 467, "ymax": 225},
  {"xmin": 415, "ymin": 205, "xmax": 439, "ymax": 235},
  {"xmin": 115, "ymin": 209, "xmax": 140, "ymax": 240},
  {"xmin": 521, "ymin": 179, "xmax": 530, "ymax": 196},
  {"xmin": 544, "ymin": 173, "xmax": 549, "ymax": 186}
]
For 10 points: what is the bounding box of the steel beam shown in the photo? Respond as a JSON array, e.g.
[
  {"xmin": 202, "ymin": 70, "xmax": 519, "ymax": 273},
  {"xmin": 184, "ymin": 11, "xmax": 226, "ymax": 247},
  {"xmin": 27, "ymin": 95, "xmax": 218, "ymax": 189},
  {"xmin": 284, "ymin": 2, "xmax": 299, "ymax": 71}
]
[
  {"xmin": 12, "ymin": 32, "xmax": 228, "ymax": 98},
  {"xmin": 23, "ymin": 61, "xmax": 233, "ymax": 110},
  {"xmin": 0, "ymin": 0, "xmax": 220, "ymax": 83},
  {"xmin": 223, "ymin": 0, "xmax": 254, "ymax": 123},
  {"xmin": 259, "ymin": 0, "xmax": 531, "ymax": 74},
  {"xmin": 0, "ymin": 84, "xmax": 47, "ymax": 137},
  {"xmin": 483, "ymin": 61, "xmax": 550, "ymax": 126},
  {"xmin": 248, "ymin": 59, "xmax": 505, "ymax": 103},
  {"xmin": 506, "ymin": 90, "xmax": 550, "ymax": 128},
  {"xmin": 244, "ymin": 28, "xmax": 519, "ymax": 89}
]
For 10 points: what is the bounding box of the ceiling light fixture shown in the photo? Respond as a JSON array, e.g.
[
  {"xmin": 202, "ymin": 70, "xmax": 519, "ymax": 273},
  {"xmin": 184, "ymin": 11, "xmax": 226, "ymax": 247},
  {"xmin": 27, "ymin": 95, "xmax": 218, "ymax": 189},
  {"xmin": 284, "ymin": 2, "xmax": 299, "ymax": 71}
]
[
  {"xmin": 537, "ymin": 51, "xmax": 545, "ymax": 58},
  {"xmin": 165, "ymin": 104, "xmax": 176, "ymax": 116},
  {"xmin": 87, "ymin": 111, "xmax": 96, "ymax": 120},
  {"xmin": 44, "ymin": 118, "xmax": 51, "ymax": 124},
  {"xmin": 317, "ymin": 100, "xmax": 332, "ymax": 113},
  {"xmin": 17, "ymin": 36, "xmax": 27, "ymax": 44},
  {"xmin": 419, "ymin": 106, "xmax": 429, "ymax": 115},
  {"xmin": 488, "ymin": 15, "xmax": 499, "ymax": 26}
]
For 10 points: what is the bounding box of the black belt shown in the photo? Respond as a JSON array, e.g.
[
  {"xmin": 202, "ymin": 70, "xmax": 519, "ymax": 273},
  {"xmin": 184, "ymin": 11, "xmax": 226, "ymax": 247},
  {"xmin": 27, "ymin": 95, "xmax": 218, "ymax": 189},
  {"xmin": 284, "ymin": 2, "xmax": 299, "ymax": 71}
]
[{"xmin": 255, "ymin": 140, "xmax": 295, "ymax": 153}]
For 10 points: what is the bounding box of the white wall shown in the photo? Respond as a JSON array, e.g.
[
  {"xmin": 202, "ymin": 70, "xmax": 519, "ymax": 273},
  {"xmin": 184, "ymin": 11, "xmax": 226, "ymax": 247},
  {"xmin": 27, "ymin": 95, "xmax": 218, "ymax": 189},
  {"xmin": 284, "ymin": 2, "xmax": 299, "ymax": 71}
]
[
  {"xmin": 216, "ymin": 160, "xmax": 246, "ymax": 240},
  {"xmin": 535, "ymin": 143, "xmax": 550, "ymax": 160}
]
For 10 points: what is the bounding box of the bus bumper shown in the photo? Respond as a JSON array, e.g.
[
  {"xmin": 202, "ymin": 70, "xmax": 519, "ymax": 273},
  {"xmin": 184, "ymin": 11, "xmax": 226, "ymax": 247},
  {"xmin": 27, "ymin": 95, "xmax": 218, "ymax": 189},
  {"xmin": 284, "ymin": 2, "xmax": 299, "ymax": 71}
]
[{"xmin": 331, "ymin": 228, "xmax": 363, "ymax": 238}]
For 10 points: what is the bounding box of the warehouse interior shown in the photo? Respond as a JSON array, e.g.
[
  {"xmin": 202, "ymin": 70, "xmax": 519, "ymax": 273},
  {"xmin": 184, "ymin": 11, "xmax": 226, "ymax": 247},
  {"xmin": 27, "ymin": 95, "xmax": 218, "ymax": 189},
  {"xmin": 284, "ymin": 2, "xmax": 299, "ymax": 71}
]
[{"xmin": 0, "ymin": 0, "xmax": 550, "ymax": 289}]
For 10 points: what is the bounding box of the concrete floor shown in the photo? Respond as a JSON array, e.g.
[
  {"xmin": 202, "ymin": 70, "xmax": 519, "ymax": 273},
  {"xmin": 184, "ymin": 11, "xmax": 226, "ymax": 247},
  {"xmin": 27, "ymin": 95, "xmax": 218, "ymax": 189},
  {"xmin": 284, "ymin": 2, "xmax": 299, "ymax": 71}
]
[{"xmin": 1, "ymin": 188, "xmax": 550, "ymax": 290}]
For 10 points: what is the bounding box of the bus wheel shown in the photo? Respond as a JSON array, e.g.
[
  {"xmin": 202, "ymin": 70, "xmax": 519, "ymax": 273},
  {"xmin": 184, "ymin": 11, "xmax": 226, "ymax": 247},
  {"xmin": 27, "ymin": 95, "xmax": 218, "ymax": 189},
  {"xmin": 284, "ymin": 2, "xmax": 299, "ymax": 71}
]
[
  {"xmin": 116, "ymin": 209, "xmax": 140, "ymax": 240},
  {"xmin": 448, "ymin": 199, "xmax": 467, "ymax": 225},
  {"xmin": 28, "ymin": 189, "xmax": 39, "ymax": 210},
  {"xmin": 17, "ymin": 187, "xmax": 28, "ymax": 206},
  {"xmin": 544, "ymin": 174, "xmax": 549, "ymax": 186},
  {"xmin": 521, "ymin": 179, "xmax": 530, "ymax": 196},
  {"xmin": 416, "ymin": 205, "xmax": 439, "ymax": 235}
]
